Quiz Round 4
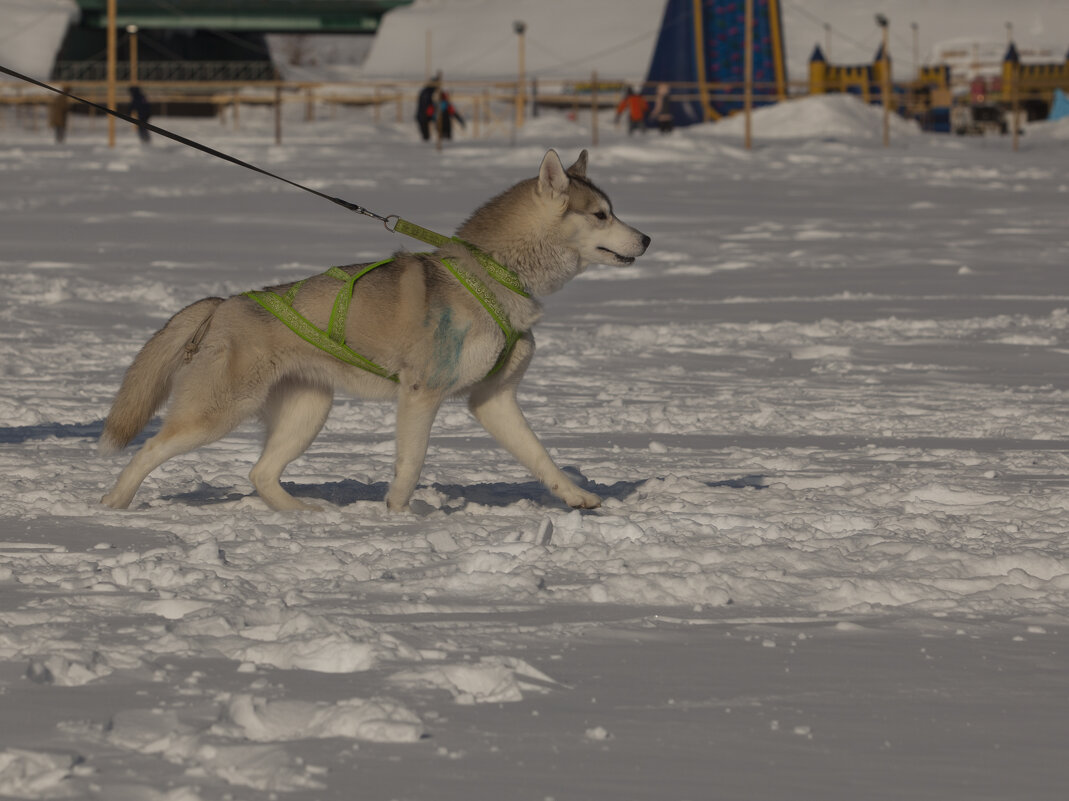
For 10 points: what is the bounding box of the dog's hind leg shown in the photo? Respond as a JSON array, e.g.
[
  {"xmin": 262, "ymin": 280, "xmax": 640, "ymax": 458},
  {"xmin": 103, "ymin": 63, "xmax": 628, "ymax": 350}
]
[
  {"xmin": 250, "ymin": 378, "xmax": 333, "ymax": 511},
  {"xmin": 100, "ymin": 411, "xmax": 238, "ymax": 508},
  {"xmin": 101, "ymin": 352, "xmax": 260, "ymax": 508},
  {"xmin": 385, "ymin": 385, "xmax": 445, "ymax": 512},
  {"xmin": 469, "ymin": 383, "xmax": 601, "ymax": 509}
]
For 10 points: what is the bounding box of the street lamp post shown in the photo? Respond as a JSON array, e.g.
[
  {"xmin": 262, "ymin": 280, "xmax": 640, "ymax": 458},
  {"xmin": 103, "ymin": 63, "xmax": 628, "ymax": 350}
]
[
  {"xmin": 876, "ymin": 13, "xmax": 890, "ymax": 148},
  {"xmin": 127, "ymin": 25, "xmax": 140, "ymax": 84},
  {"xmin": 514, "ymin": 21, "xmax": 526, "ymax": 129},
  {"xmin": 911, "ymin": 21, "xmax": 918, "ymax": 72},
  {"xmin": 106, "ymin": 0, "xmax": 117, "ymax": 147},
  {"xmin": 743, "ymin": 0, "xmax": 753, "ymax": 150}
]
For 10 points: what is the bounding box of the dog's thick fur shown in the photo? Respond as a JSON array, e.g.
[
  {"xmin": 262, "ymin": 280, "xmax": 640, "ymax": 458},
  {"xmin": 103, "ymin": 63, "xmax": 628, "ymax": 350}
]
[{"xmin": 99, "ymin": 150, "xmax": 650, "ymax": 512}]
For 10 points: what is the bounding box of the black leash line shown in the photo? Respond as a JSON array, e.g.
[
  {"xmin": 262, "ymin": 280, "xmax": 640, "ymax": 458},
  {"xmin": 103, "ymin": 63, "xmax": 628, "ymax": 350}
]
[
  {"xmin": 0, "ymin": 63, "xmax": 391, "ymax": 225},
  {"xmin": 0, "ymin": 64, "xmax": 528, "ymax": 278}
]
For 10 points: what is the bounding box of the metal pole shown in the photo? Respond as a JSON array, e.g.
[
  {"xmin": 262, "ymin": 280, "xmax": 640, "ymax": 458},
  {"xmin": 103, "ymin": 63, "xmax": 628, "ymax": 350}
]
[
  {"xmin": 106, "ymin": 0, "xmax": 117, "ymax": 147},
  {"xmin": 127, "ymin": 25, "xmax": 139, "ymax": 84},
  {"xmin": 128, "ymin": 26, "xmax": 139, "ymax": 84},
  {"xmin": 744, "ymin": 0, "xmax": 753, "ymax": 150},
  {"xmin": 877, "ymin": 14, "xmax": 890, "ymax": 148},
  {"xmin": 514, "ymin": 21, "xmax": 526, "ymax": 129},
  {"xmin": 1012, "ymin": 63, "xmax": 1020, "ymax": 152},
  {"xmin": 425, "ymin": 29, "xmax": 432, "ymax": 80},
  {"xmin": 911, "ymin": 22, "xmax": 918, "ymax": 72},
  {"xmin": 591, "ymin": 70, "xmax": 599, "ymax": 147},
  {"xmin": 274, "ymin": 84, "xmax": 282, "ymax": 145},
  {"xmin": 692, "ymin": 0, "xmax": 713, "ymax": 121}
]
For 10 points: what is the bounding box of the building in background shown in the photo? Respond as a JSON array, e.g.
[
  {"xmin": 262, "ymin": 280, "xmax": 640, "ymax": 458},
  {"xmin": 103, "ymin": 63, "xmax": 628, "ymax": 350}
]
[{"xmin": 48, "ymin": 0, "xmax": 412, "ymax": 82}]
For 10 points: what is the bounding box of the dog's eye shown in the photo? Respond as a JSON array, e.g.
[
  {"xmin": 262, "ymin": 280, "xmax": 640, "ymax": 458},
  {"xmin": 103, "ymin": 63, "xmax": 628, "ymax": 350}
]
[{"xmin": 594, "ymin": 211, "xmax": 609, "ymax": 221}]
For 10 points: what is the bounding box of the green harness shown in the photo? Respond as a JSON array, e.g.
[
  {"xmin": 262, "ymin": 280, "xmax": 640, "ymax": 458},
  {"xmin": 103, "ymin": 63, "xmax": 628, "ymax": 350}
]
[{"xmin": 243, "ymin": 226, "xmax": 528, "ymax": 383}]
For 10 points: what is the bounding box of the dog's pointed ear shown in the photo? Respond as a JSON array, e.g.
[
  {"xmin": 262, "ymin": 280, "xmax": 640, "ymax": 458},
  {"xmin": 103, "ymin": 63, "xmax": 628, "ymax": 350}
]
[
  {"xmin": 566, "ymin": 149, "xmax": 588, "ymax": 178},
  {"xmin": 538, "ymin": 150, "xmax": 570, "ymax": 198}
]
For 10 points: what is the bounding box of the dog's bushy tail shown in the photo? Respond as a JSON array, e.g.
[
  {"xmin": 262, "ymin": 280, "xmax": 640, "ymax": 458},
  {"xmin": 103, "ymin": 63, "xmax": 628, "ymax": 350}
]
[{"xmin": 99, "ymin": 297, "xmax": 224, "ymax": 454}]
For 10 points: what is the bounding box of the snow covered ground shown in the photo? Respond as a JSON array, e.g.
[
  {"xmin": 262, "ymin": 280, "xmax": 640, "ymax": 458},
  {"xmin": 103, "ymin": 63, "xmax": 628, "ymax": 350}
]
[{"xmin": 1, "ymin": 95, "xmax": 1069, "ymax": 799}]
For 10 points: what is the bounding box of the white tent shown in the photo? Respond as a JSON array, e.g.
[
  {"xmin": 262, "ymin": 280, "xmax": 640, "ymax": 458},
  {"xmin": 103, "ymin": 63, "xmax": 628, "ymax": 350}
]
[
  {"xmin": 360, "ymin": 0, "xmax": 662, "ymax": 82},
  {"xmin": 0, "ymin": 0, "xmax": 79, "ymax": 80}
]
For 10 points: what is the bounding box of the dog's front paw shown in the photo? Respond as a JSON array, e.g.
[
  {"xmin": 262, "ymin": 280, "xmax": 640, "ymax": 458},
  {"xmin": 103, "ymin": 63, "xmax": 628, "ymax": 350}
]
[
  {"xmin": 385, "ymin": 492, "xmax": 410, "ymax": 513},
  {"xmin": 101, "ymin": 491, "xmax": 131, "ymax": 509},
  {"xmin": 565, "ymin": 489, "xmax": 601, "ymax": 509}
]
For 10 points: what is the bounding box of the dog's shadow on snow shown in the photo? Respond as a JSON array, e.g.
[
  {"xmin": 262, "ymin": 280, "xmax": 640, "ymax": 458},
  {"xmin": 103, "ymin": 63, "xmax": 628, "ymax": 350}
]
[
  {"xmin": 286, "ymin": 467, "xmax": 643, "ymax": 511},
  {"xmin": 0, "ymin": 418, "xmax": 162, "ymax": 447},
  {"xmin": 173, "ymin": 467, "xmax": 645, "ymax": 511},
  {"xmin": 156, "ymin": 469, "xmax": 769, "ymax": 510},
  {"xmin": 287, "ymin": 472, "xmax": 766, "ymax": 510},
  {"xmin": 0, "ymin": 420, "xmax": 107, "ymax": 444}
]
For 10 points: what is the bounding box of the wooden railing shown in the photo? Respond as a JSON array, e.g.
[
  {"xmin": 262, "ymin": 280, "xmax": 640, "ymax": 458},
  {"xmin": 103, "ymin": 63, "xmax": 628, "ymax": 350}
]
[{"xmin": 1, "ymin": 74, "xmax": 1061, "ymax": 145}]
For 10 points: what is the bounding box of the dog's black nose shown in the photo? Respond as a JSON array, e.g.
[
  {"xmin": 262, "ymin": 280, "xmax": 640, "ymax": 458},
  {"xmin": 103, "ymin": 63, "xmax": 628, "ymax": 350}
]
[{"xmin": 641, "ymin": 234, "xmax": 651, "ymax": 250}]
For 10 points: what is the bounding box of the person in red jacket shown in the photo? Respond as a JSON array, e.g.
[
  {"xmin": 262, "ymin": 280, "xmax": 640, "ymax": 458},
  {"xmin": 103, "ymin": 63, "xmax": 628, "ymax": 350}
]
[
  {"xmin": 614, "ymin": 86, "xmax": 649, "ymax": 135},
  {"xmin": 436, "ymin": 90, "xmax": 465, "ymax": 140}
]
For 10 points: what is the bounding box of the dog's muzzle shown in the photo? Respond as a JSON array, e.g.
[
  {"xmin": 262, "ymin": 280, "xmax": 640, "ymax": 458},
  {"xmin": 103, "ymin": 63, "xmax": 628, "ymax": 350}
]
[{"xmin": 598, "ymin": 233, "xmax": 651, "ymax": 265}]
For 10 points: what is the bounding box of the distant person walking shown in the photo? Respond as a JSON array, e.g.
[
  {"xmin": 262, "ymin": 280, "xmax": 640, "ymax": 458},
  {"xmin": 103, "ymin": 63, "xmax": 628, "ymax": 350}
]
[
  {"xmin": 128, "ymin": 86, "xmax": 152, "ymax": 143},
  {"xmin": 615, "ymin": 86, "xmax": 649, "ymax": 135},
  {"xmin": 48, "ymin": 89, "xmax": 70, "ymax": 143},
  {"xmin": 416, "ymin": 71, "xmax": 442, "ymax": 142},
  {"xmin": 435, "ymin": 90, "xmax": 465, "ymax": 141},
  {"xmin": 649, "ymin": 83, "xmax": 674, "ymax": 134}
]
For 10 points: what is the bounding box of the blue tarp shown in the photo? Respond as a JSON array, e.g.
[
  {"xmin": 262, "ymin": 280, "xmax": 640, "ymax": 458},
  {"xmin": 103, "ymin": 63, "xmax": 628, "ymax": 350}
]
[{"xmin": 1050, "ymin": 88, "xmax": 1069, "ymax": 121}]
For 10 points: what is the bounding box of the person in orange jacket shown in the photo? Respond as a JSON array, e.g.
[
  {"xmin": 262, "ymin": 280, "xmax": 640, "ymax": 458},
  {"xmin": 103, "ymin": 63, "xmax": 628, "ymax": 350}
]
[{"xmin": 614, "ymin": 86, "xmax": 649, "ymax": 135}]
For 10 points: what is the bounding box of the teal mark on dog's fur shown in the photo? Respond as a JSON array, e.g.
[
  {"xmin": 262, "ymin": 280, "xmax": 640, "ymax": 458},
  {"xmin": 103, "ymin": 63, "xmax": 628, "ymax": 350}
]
[{"xmin": 428, "ymin": 308, "xmax": 468, "ymax": 389}]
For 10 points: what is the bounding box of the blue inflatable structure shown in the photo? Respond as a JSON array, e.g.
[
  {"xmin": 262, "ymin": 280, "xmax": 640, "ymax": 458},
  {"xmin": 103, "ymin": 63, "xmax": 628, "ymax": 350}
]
[{"xmin": 644, "ymin": 0, "xmax": 788, "ymax": 127}]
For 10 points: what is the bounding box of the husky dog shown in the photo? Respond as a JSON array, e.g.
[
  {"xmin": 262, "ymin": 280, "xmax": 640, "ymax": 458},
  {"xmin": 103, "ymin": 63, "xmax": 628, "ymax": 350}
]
[{"xmin": 99, "ymin": 150, "xmax": 650, "ymax": 512}]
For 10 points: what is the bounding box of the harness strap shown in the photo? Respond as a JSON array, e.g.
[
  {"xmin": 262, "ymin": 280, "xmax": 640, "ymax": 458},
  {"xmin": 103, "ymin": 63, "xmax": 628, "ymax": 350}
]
[
  {"xmin": 391, "ymin": 218, "xmax": 530, "ymax": 298},
  {"xmin": 244, "ymin": 260, "xmax": 399, "ymax": 382},
  {"xmin": 244, "ymin": 255, "xmax": 523, "ymax": 382},
  {"xmin": 324, "ymin": 260, "xmax": 394, "ymax": 344},
  {"xmin": 282, "ymin": 280, "xmax": 305, "ymax": 306},
  {"xmin": 441, "ymin": 258, "xmax": 520, "ymax": 378}
]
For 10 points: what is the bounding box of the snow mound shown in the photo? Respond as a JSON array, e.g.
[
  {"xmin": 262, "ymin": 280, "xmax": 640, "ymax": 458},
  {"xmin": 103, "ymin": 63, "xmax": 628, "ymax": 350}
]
[
  {"xmin": 0, "ymin": 749, "xmax": 78, "ymax": 799},
  {"xmin": 26, "ymin": 654, "xmax": 112, "ymax": 687},
  {"xmin": 390, "ymin": 656, "xmax": 559, "ymax": 704},
  {"xmin": 106, "ymin": 709, "xmax": 327, "ymax": 792},
  {"xmin": 216, "ymin": 695, "xmax": 424, "ymax": 743},
  {"xmin": 703, "ymin": 95, "xmax": 921, "ymax": 141},
  {"xmin": 1026, "ymin": 116, "xmax": 1069, "ymax": 142},
  {"xmin": 225, "ymin": 634, "xmax": 380, "ymax": 673}
]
